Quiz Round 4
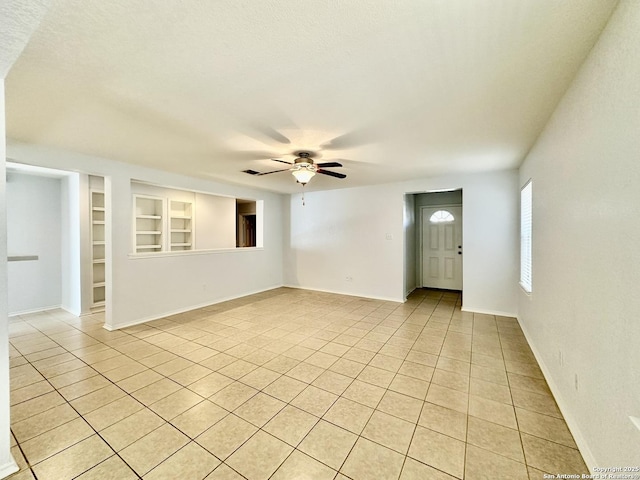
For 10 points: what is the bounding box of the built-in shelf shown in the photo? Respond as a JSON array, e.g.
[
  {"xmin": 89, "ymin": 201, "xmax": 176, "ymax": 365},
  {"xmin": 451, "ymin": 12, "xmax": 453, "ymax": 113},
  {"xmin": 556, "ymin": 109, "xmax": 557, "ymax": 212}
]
[
  {"xmin": 90, "ymin": 187, "xmax": 106, "ymax": 310},
  {"xmin": 170, "ymin": 201, "xmax": 193, "ymax": 252},
  {"xmin": 134, "ymin": 195, "xmax": 164, "ymax": 253}
]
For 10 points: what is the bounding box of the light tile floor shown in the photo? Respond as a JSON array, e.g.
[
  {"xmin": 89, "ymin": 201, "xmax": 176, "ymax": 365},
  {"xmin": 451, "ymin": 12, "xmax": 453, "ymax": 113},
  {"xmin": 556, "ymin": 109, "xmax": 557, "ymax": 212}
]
[{"xmin": 6, "ymin": 288, "xmax": 588, "ymax": 479}]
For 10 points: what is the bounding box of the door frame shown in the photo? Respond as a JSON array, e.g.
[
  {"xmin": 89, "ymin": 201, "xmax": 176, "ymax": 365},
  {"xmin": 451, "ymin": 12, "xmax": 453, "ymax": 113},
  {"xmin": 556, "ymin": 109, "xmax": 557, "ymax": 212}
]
[{"xmin": 418, "ymin": 203, "xmax": 463, "ymax": 290}]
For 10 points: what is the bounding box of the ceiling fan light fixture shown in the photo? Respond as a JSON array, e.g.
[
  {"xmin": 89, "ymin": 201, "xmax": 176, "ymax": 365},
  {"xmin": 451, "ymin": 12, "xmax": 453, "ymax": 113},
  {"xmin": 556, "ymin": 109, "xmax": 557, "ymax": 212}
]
[{"xmin": 292, "ymin": 167, "xmax": 316, "ymax": 185}]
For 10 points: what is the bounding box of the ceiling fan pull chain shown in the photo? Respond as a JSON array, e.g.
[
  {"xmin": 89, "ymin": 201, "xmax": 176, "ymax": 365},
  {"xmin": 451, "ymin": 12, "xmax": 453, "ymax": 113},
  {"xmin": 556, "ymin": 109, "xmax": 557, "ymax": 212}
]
[{"xmin": 302, "ymin": 188, "xmax": 305, "ymax": 206}]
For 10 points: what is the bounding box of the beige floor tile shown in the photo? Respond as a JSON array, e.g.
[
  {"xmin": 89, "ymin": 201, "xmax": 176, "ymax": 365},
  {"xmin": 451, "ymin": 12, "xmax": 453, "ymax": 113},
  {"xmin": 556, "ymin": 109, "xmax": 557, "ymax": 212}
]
[
  {"xmin": 419, "ymin": 402, "xmax": 467, "ymax": 441},
  {"xmin": 10, "ymin": 391, "xmax": 65, "ymax": 423},
  {"xmin": 305, "ymin": 351, "xmax": 339, "ymax": 369},
  {"xmin": 400, "ymin": 457, "xmax": 458, "ymax": 479},
  {"xmin": 329, "ymin": 358, "xmax": 367, "ymax": 378},
  {"xmin": 408, "ymin": 426, "xmax": 466, "ymax": 479},
  {"xmin": 12, "ymin": 403, "xmax": 79, "ymax": 442},
  {"xmin": 226, "ymin": 430, "xmax": 293, "ymax": 480},
  {"xmin": 431, "ymin": 369, "xmax": 469, "ymax": 393},
  {"xmin": 291, "ymin": 385, "xmax": 338, "ymax": 417},
  {"xmin": 511, "ymin": 387, "xmax": 562, "ymax": 418},
  {"xmin": 426, "ymin": 384, "xmax": 469, "ymax": 414},
  {"xmin": 263, "ymin": 375, "xmax": 307, "ymax": 402},
  {"xmin": 398, "ymin": 361, "xmax": 435, "ymax": 381},
  {"xmin": 209, "ymin": 382, "xmax": 258, "ymax": 411},
  {"xmin": 286, "ymin": 362, "xmax": 325, "ymax": 383},
  {"xmin": 342, "ymin": 380, "xmax": 386, "ymax": 408},
  {"xmin": 405, "ymin": 350, "xmax": 439, "ymax": 367},
  {"xmin": 149, "ymin": 388, "xmax": 203, "ymax": 420},
  {"xmin": 263, "ymin": 355, "xmax": 300, "ymax": 374},
  {"xmin": 197, "ymin": 413, "xmax": 257, "ymax": 460},
  {"xmin": 298, "ymin": 420, "xmax": 357, "ymax": 470},
  {"xmin": 234, "ymin": 392, "xmax": 286, "ymax": 427},
  {"xmin": 470, "ymin": 364, "xmax": 509, "ymax": 386},
  {"xmin": 101, "ymin": 362, "xmax": 148, "ymax": 383},
  {"xmin": 10, "ymin": 380, "xmax": 54, "ymax": 406},
  {"xmin": 205, "ymin": 463, "xmax": 245, "ymax": 479},
  {"xmin": 341, "ymin": 437, "xmax": 405, "ymax": 480},
  {"xmin": 138, "ymin": 351, "xmax": 178, "ymax": 368},
  {"xmin": 239, "ymin": 367, "xmax": 281, "ymax": 390},
  {"xmin": 311, "ymin": 370, "xmax": 353, "ymax": 395},
  {"xmin": 357, "ymin": 365, "xmax": 395, "ymax": 388},
  {"xmin": 389, "ymin": 374, "xmax": 430, "ymax": 399},
  {"xmin": 469, "ymin": 377, "xmax": 511, "ymax": 404},
  {"xmin": 377, "ymin": 390, "xmax": 424, "ymax": 423},
  {"xmin": 467, "ymin": 416, "xmax": 524, "ymax": 462},
  {"xmin": 144, "ymin": 441, "xmax": 220, "ymax": 480},
  {"xmin": 153, "ymin": 357, "xmax": 194, "ymax": 376},
  {"xmin": 516, "ymin": 407, "xmax": 576, "ymax": 448},
  {"xmin": 218, "ymin": 359, "xmax": 259, "ymax": 380},
  {"xmin": 507, "ymin": 372, "xmax": 551, "ymax": 396},
  {"xmin": 32, "ymin": 435, "xmax": 113, "ymax": 480},
  {"xmin": 172, "ymin": 400, "xmax": 228, "ymax": 438},
  {"xmin": 168, "ymin": 364, "xmax": 213, "ymax": 386},
  {"xmin": 70, "ymin": 384, "xmax": 127, "ymax": 415},
  {"xmin": 362, "ymin": 410, "xmax": 415, "ymax": 454},
  {"xmin": 116, "ymin": 369, "xmax": 163, "ymax": 394},
  {"xmin": 21, "ymin": 417, "xmax": 94, "ymax": 465},
  {"xmin": 188, "ymin": 372, "xmax": 234, "ymax": 397},
  {"xmin": 101, "ymin": 408, "xmax": 165, "ymax": 451},
  {"xmin": 323, "ymin": 397, "xmax": 373, "ymax": 434},
  {"xmin": 263, "ymin": 405, "xmax": 319, "ymax": 447},
  {"xmin": 84, "ymin": 395, "xmax": 144, "ymax": 431},
  {"xmin": 75, "ymin": 455, "xmax": 138, "ymax": 479},
  {"xmin": 58, "ymin": 375, "xmax": 111, "ymax": 401},
  {"xmin": 370, "ymin": 353, "xmax": 404, "ymax": 372},
  {"xmin": 48, "ymin": 366, "xmax": 99, "ymax": 389},
  {"xmin": 464, "ymin": 444, "xmax": 529, "ymax": 480},
  {"xmin": 521, "ymin": 434, "xmax": 588, "ymax": 474},
  {"xmin": 272, "ymin": 450, "xmax": 336, "ymax": 480},
  {"xmin": 342, "ymin": 347, "xmax": 376, "ymax": 364},
  {"xmin": 120, "ymin": 423, "xmax": 189, "ymax": 476},
  {"xmin": 469, "ymin": 395, "xmax": 517, "ymax": 429}
]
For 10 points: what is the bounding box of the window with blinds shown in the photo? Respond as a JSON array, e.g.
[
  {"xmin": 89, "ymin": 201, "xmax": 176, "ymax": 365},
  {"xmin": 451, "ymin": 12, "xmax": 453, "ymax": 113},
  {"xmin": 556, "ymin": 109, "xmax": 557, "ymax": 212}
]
[{"xmin": 520, "ymin": 181, "xmax": 533, "ymax": 293}]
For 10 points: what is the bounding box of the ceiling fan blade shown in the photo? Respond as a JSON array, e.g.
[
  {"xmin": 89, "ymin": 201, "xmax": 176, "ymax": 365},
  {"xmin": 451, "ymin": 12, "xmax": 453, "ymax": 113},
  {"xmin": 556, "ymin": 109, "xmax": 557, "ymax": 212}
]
[
  {"xmin": 317, "ymin": 169, "xmax": 347, "ymax": 179},
  {"xmin": 242, "ymin": 168, "xmax": 289, "ymax": 176},
  {"xmin": 256, "ymin": 168, "xmax": 291, "ymax": 176},
  {"xmin": 224, "ymin": 150, "xmax": 276, "ymax": 161},
  {"xmin": 321, "ymin": 127, "xmax": 377, "ymax": 150},
  {"xmin": 251, "ymin": 124, "xmax": 292, "ymax": 144},
  {"xmin": 315, "ymin": 161, "xmax": 342, "ymax": 168},
  {"xmin": 271, "ymin": 158, "xmax": 293, "ymax": 165}
]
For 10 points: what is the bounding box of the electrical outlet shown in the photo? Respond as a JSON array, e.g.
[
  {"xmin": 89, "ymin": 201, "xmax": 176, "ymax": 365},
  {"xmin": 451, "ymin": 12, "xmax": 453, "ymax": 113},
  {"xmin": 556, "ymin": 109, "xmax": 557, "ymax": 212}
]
[
  {"xmin": 385, "ymin": 233, "xmax": 393, "ymax": 240},
  {"xmin": 346, "ymin": 276, "xmax": 353, "ymax": 282}
]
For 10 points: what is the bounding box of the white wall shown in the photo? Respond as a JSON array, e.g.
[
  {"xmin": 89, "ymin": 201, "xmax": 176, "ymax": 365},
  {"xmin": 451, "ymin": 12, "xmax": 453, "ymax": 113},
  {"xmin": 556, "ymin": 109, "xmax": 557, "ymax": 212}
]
[
  {"xmin": 403, "ymin": 194, "xmax": 416, "ymax": 298},
  {"xmin": 7, "ymin": 141, "xmax": 286, "ymax": 329},
  {"xmin": 60, "ymin": 173, "xmax": 83, "ymax": 315},
  {"xmin": 518, "ymin": 0, "xmax": 640, "ymax": 467},
  {"xmin": 285, "ymin": 169, "xmax": 519, "ymax": 314},
  {"xmin": 1, "ymin": 81, "xmax": 19, "ymax": 479},
  {"xmin": 7, "ymin": 172, "xmax": 62, "ymax": 314},
  {"xmin": 194, "ymin": 192, "xmax": 236, "ymax": 249}
]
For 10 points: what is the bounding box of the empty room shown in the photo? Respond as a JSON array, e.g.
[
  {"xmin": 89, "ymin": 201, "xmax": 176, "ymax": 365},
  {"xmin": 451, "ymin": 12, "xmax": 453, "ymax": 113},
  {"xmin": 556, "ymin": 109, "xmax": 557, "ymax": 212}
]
[{"xmin": 1, "ymin": 0, "xmax": 638, "ymax": 479}]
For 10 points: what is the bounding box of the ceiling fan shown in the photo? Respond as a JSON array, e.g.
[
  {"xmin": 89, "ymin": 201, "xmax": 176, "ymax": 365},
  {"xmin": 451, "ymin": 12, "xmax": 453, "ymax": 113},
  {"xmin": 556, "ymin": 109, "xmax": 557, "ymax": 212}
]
[{"xmin": 242, "ymin": 151, "xmax": 346, "ymax": 185}]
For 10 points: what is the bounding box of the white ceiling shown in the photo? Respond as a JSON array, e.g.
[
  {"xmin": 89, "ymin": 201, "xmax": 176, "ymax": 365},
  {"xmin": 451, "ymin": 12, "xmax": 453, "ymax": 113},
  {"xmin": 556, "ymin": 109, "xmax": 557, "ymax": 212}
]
[{"xmin": 5, "ymin": 0, "xmax": 617, "ymax": 193}]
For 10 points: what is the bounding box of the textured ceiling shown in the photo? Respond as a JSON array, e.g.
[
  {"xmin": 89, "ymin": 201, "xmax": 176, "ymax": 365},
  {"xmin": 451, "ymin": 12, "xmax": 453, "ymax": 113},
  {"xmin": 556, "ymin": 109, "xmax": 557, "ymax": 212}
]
[{"xmin": 5, "ymin": 0, "xmax": 617, "ymax": 193}]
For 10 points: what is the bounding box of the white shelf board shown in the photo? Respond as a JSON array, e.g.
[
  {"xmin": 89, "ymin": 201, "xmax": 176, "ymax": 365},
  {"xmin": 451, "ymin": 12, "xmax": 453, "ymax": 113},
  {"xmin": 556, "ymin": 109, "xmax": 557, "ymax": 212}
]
[
  {"xmin": 136, "ymin": 214, "xmax": 161, "ymax": 219},
  {"xmin": 136, "ymin": 231, "xmax": 162, "ymax": 235}
]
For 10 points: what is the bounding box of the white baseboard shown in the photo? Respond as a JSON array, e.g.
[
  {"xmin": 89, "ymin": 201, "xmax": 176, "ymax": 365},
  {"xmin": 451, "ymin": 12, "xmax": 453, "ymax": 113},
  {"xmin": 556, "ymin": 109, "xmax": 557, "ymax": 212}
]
[
  {"xmin": 8, "ymin": 304, "xmax": 61, "ymax": 316},
  {"xmin": 517, "ymin": 316, "xmax": 596, "ymax": 471},
  {"xmin": 283, "ymin": 284, "xmax": 405, "ymax": 303},
  {"xmin": 0, "ymin": 458, "xmax": 19, "ymax": 480},
  {"xmin": 461, "ymin": 306, "xmax": 517, "ymax": 318},
  {"xmin": 104, "ymin": 284, "xmax": 284, "ymax": 331}
]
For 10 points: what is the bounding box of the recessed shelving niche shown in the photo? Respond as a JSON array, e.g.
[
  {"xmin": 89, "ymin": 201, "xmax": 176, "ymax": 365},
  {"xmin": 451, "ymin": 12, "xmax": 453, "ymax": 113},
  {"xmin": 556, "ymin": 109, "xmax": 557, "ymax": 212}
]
[{"xmin": 134, "ymin": 195, "xmax": 164, "ymax": 253}]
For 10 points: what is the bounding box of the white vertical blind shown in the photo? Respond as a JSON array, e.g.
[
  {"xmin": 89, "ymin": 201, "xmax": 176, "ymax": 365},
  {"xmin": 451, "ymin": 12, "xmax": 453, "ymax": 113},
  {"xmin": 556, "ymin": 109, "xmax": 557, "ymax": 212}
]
[{"xmin": 520, "ymin": 181, "xmax": 533, "ymax": 292}]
